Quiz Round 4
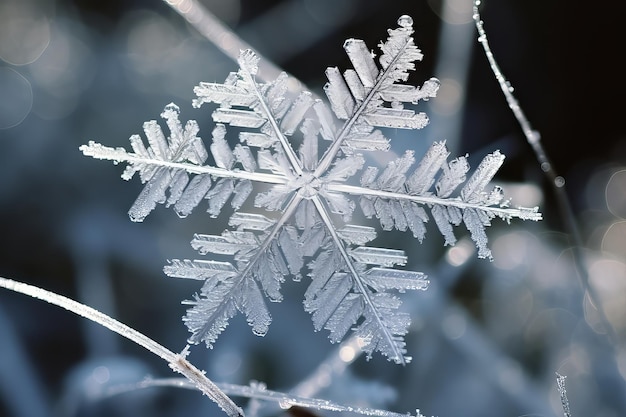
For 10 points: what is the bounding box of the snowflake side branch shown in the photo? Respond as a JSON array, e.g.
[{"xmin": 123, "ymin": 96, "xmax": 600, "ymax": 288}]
[
  {"xmin": 314, "ymin": 20, "xmax": 420, "ymax": 176},
  {"xmin": 236, "ymin": 51, "xmax": 305, "ymax": 175},
  {"xmin": 314, "ymin": 74, "xmax": 390, "ymax": 177},
  {"xmin": 327, "ymin": 182, "xmax": 542, "ymax": 221},
  {"xmin": 175, "ymin": 191, "xmax": 306, "ymax": 347},
  {"xmin": 310, "ymin": 195, "xmax": 407, "ymax": 365},
  {"xmin": 234, "ymin": 190, "xmax": 305, "ymax": 282},
  {"xmin": 80, "ymin": 141, "xmax": 289, "ymax": 185}
]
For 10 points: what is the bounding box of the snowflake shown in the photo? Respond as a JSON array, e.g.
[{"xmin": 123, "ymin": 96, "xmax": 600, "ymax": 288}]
[{"xmin": 81, "ymin": 15, "xmax": 541, "ymax": 364}]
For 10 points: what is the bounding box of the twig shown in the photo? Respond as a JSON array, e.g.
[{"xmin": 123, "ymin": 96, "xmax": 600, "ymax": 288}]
[
  {"xmin": 555, "ymin": 373, "xmax": 572, "ymax": 417},
  {"xmin": 161, "ymin": 0, "xmax": 303, "ymax": 91},
  {"xmin": 472, "ymin": 0, "xmax": 618, "ymax": 345},
  {"xmin": 0, "ymin": 276, "xmax": 243, "ymax": 417},
  {"xmin": 104, "ymin": 377, "xmax": 425, "ymax": 417}
]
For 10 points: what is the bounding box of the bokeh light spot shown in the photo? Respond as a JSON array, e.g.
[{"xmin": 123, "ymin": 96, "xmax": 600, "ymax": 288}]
[
  {"xmin": 428, "ymin": 0, "xmax": 473, "ymax": 24},
  {"xmin": 554, "ymin": 176, "xmax": 565, "ymax": 188},
  {"xmin": 339, "ymin": 345, "xmax": 356, "ymax": 362},
  {"xmin": 28, "ymin": 20, "xmax": 94, "ymax": 120},
  {"xmin": 125, "ymin": 10, "xmax": 181, "ymax": 73},
  {"xmin": 431, "ymin": 77, "xmax": 462, "ymax": 116},
  {"xmin": 492, "ymin": 231, "xmax": 534, "ymax": 270},
  {"xmin": 212, "ymin": 351, "xmax": 242, "ymax": 377},
  {"xmin": 601, "ymin": 221, "xmax": 626, "ymax": 259},
  {"xmin": 92, "ymin": 365, "xmax": 110, "ymax": 384},
  {"xmin": 499, "ymin": 183, "xmax": 543, "ymax": 208},
  {"xmin": 445, "ymin": 237, "xmax": 474, "ymax": 266},
  {"xmin": 0, "ymin": 67, "xmax": 33, "ymax": 129},
  {"xmin": 606, "ymin": 170, "xmax": 626, "ymax": 218},
  {"xmin": 442, "ymin": 311, "xmax": 467, "ymax": 340},
  {"xmin": 588, "ymin": 259, "xmax": 626, "ymax": 336},
  {"xmin": 0, "ymin": 0, "xmax": 51, "ymax": 65},
  {"xmin": 497, "ymin": 362, "xmax": 523, "ymax": 394}
]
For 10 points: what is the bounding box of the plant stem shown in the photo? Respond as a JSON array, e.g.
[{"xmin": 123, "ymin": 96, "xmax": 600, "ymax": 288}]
[
  {"xmin": 555, "ymin": 373, "xmax": 572, "ymax": 417},
  {"xmin": 105, "ymin": 377, "xmax": 424, "ymax": 417},
  {"xmin": 0, "ymin": 276, "xmax": 243, "ymax": 417},
  {"xmin": 472, "ymin": 0, "xmax": 618, "ymax": 346}
]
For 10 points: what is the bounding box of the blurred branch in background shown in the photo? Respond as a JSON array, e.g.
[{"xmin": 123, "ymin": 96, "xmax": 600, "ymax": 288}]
[{"xmin": 162, "ymin": 0, "xmax": 296, "ymax": 89}]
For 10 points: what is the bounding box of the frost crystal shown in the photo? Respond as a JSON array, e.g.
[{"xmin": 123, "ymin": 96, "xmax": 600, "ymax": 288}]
[{"xmin": 81, "ymin": 16, "xmax": 541, "ymax": 364}]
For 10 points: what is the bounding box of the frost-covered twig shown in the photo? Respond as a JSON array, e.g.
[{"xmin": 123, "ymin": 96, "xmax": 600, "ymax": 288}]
[
  {"xmin": 555, "ymin": 373, "xmax": 572, "ymax": 417},
  {"xmin": 0, "ymin": 277, "xmax": 243, "ymax": 417},
  {"xmin": 472, "ymin": 0, "xmax": 617, "ymax": 345},
  {"xmin": 161, "ymin": 0, "xmax": 301, "ymax": 90},
  {"xmin": 472, "ymin": 1, "xmax": 547, "ymax": 175},
  {"xmin": 104, "ymin": 377, "xmax": 425, "ymax": 417}
]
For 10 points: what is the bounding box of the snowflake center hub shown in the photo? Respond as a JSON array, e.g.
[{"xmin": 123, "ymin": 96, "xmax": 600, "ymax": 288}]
[{"xmin": 295, "ymin": 172, "xmax": 321, "ymax": 199}]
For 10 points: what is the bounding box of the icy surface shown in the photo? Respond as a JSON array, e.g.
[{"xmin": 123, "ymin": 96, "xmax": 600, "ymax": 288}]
[{"xmin": 81, "ymin": 15, "xmax": 541, "ymax": 364}]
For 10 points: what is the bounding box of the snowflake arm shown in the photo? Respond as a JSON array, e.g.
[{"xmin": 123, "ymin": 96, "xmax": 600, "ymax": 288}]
[
  {"xmin": 193, "ymin": 49, "xmax": 308, "ymax": 176},
  {"xmin": 315, "ymin": 15, "xmax": 439, "ymax": 175},
  {"xmin": 164, "ymin": 196, "xmax": 305, "ymax": 347},
  {"xmin": 80, "ymin": 104, "xmax": 289, "ymax": 222},
  {"xmin": 82, "ymin": 15, "xmax": 542, "ymax": 364},
  {"xmin": 306, "ymin": 196, "xmax": 428, "ymax": 365},
  {"xmin": 332, "ymin": 142, "xmax": 541, "ymax": 259}
]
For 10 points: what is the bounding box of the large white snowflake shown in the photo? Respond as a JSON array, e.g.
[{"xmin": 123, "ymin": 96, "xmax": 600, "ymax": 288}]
[{"xmin": 81, "ymin": 15, "xmax": 540, "ymax": 364}]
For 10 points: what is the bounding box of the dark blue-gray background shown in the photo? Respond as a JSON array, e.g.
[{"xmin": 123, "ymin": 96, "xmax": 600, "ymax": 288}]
[{"xmin": 2, "ymin": 1, "xmax": 626, "ymax": 417}]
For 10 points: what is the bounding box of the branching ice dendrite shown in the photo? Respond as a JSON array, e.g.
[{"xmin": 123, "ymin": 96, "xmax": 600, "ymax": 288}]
[{"xmin": 81, "ymin": 15, "xmax": 541, "ymax": 365}]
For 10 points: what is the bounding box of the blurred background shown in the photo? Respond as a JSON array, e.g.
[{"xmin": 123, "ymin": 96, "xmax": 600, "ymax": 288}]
[{"xmin": 1, "ymin": 0, "xmax": 626, "ymax": 416}]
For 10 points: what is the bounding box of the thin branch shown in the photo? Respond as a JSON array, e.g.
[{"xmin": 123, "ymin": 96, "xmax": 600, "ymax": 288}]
[
  {"xmin": 161, "ymin": 0, "xmax": 304, "ymax": 92},
  {"xmin": 472, "ymin": 0, "xmax": 618, "ymax": 345},
  {"xmin": 104, "ymin": 377, "xmax": 425, "ymax": 417},
  {"xmin": 555, "ymin": 373, "xmax": 572, "ymax": 417},
  {"xmin": 250, "ymin": 336, "xmax": 364, "ymax": 417},
  {"xmin": 0, "ymin": 277, "xmax": 243, "ymax": 417}
]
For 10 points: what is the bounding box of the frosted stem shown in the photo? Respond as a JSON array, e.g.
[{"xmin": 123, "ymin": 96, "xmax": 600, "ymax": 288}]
[
  {"xmin": 105, "ymin": 377, "xmax": 424, "ymax": 417},
  {"xmin": 0, "ymin": 277, "xmax": 243, "ymax": 417},
  {"xmin": 555, "ymin": 373, "xmax": 572, "ymax": 417},
  {"xmin": 473, "ymin": 1, "xmax": 619, "ymax": 347},
  {"xmin": 473, "ymin": 0, "xmax": 563, "ymax": 199},
  {"xmin": 473, "ymin": 2, "xmax": 537, "ymax": 157}
]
